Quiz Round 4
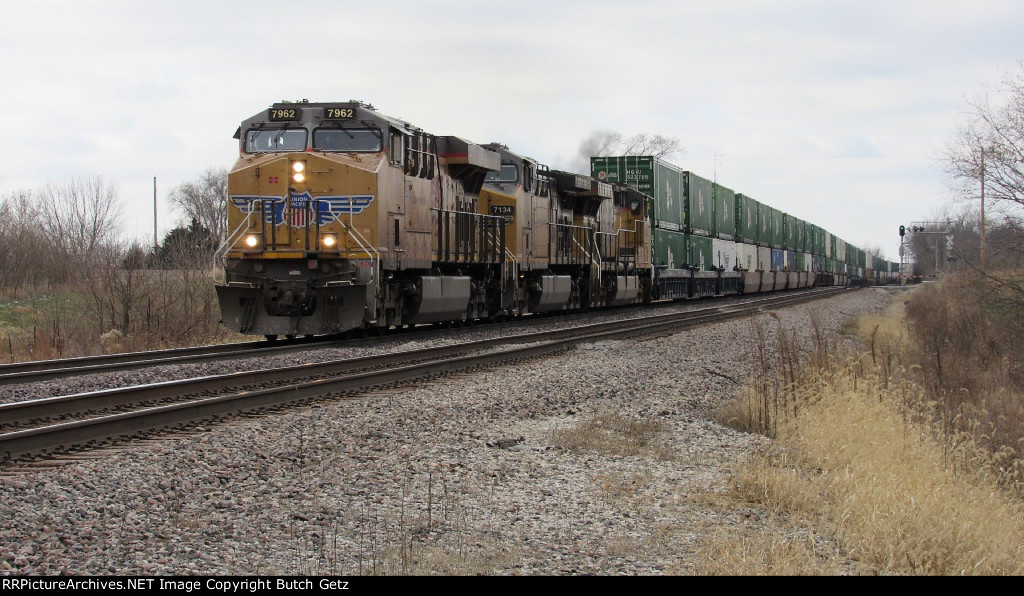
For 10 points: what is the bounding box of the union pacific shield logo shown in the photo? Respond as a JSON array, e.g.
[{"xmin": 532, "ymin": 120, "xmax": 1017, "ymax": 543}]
[{"xmin": 230, "ymin": 193, "xmax": 375, "ymax": 227}]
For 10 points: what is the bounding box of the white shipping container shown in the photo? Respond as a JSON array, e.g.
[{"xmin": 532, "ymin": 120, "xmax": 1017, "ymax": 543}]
[
  {"xmin": 757, "ymin": 246, "xmax": 772, "ymax": 271},
  {"xmin": 711, "ymin": 238, "xmax": 737, "ymax": 270},
  {"xmin": 735, "ymin": 242, "xmax": 758, "ymax": 271}
]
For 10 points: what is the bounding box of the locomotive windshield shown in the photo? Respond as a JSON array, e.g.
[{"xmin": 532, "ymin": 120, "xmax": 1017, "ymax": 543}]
[
  {"xmin": 245, "ymin": 128, "xmax": 307, "ymax": 153},
  {"xmin": 485, "ymin": 164, "xmax": 518, "ymax": 183},
  {"xmin": 313, "ymin": 128, "xmax": 383, "ymax": 152}
]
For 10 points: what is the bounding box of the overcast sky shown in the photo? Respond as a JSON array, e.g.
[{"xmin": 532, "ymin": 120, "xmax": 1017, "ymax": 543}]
[{"xmin": 3, "ymin": 0, "xmax": 1022, "ymax": 261}]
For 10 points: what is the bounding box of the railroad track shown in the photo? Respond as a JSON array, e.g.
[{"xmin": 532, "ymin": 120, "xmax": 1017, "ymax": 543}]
[
  {"xmin": 0, "ymin": 287, "xmax": 833, "ymax": 386},
  {"xmin": 0, "ymin": 287, "xmax": 845, "ymax": 464},
  {"xmin": 0, "ymin": 332, "xmax": 395, "ymax": 386},
  {"xmin": 0, "ymin": 318, "xmax": 531, "ymax": 386}
]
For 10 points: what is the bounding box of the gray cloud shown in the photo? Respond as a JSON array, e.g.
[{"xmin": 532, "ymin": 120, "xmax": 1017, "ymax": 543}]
[{"xmin": 2, "ymin": 0, "xmax": 1021, "ymax": 257}]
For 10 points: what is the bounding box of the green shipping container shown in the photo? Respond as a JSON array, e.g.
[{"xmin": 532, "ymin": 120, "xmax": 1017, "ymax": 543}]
[
  {"xmin": 757, "ymin": 199, "xmax": 772, "ymax": 248},
  {"xmin": 713, "ymin": 183, "xmax": 736, "ymax": 240},
  {"xmin": 770, "ymin": 207, "xmax": 785, "ymax": 249},
  {"xmin": 685, "ymin": 172, "xmax": 714, "ymax": 237},
  {"xmin": 784, "ymin": 214, "xmax": 798, "ymax": 252},
  {"xmin": 735, "ymin": 193, "xmax": 760, "ymax": 245},
  {"xmin": 845, "ymin": 243, "xmax": 857, "ymax": 267},
  {"xmin": 688, "ymin": 234, "xmax": 714, "ymax": 270},
  {"xmin": 591, "ymin": 156, "xmax": 686, "ymax": 231},
  {"xmin": 810, "ymin": 224, "xmax": 825, "ymax": 256},
  {"xmin": 589, "ymin": 156, "xmax": 717, "ymax": 238},
  {"xmin": 651, "ymin": 227, "xmax": 688, "ymax": 269}
]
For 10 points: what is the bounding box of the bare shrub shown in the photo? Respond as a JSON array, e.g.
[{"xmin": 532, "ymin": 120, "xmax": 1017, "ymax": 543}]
[
  {"xmin": 719, "ymin": 311, "xmax": 833, "ymax": 438},
  {"xmin": 904, "ymin": 274, "xmax": 1024, "ymax": 475},
  {"xmin": 0, "ymin": 191, "xmax": 55, "ymax": 295},
  {"xmin": 2, "ymin": 241, "xmax": 233, "ymax": 360},
  {"xmin": 722, "ymin": 286, "xmax": 1024, "ymax": 574}
]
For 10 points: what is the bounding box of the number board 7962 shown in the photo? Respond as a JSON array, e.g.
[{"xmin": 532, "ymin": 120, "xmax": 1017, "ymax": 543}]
[
  {"xmin": 268, "ymin": 107, "xmax": 300, "ymax": 122},
  {"xmin": 323, "ymin": 105, "xmax": 358, "ymax": 120}
]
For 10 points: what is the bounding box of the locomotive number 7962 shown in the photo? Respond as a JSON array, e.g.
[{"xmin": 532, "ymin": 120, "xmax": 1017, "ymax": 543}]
[
  {"xmin": 326, "ymin": 108, "xmax": 355, "ymax": 119},
  {"xmin": 269, "ymin": 108, "xmax": 298, "ymax": 121}
]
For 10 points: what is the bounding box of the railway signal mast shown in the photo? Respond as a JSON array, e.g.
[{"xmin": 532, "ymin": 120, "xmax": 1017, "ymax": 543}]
[{"xmin": 899, "ymin": 225, "xmax": 906, "ymax": 285}]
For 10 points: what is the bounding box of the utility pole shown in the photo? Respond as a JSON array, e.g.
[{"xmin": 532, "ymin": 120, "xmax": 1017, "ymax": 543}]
[
  {"xmin": 153, "ymin": 177, "xmax": 158, "ymax": 252},
  {"xmin": 981, "ymin": 147, "xmax": 986, "ymax": 272}
]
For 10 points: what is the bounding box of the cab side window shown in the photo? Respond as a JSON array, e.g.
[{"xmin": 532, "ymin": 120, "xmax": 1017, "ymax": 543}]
[{"xmin": 390, "ymin": 130, "xmax": 405, "ymax": 167}]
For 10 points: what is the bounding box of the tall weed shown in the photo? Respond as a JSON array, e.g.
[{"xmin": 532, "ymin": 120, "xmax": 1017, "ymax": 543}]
[{"xmin": 720, "ymin": 283, "xmax": 1024, "ymax": 574}]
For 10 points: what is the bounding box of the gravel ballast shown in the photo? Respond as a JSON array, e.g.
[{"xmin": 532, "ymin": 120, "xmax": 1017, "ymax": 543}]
[{"xmin": 0, "ymin": 288, "xmax": 897, "ymax": 575}]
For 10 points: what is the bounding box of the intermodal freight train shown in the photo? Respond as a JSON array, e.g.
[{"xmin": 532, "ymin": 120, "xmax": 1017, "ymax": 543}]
[{"xmin": 214, "ymin": 100, "xmax": 896, "ymax": 339}]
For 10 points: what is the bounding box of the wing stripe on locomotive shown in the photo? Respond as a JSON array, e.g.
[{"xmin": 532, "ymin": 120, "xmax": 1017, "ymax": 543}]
[{"xmin": 229, "ymin": 194, "xmax": 376, "ymax": 227}]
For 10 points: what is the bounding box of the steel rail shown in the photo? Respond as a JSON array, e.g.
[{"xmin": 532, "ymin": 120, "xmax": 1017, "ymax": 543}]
[
  {"xmin": 0, "ymin": 339, "xmax": 316, "ymax": 386},
  {"xmin": 0, "ymin": 287, "xmax": 841, "ymax": 386},
  {"xmin": 0, "ymin": 286, "xmax": 845, "ymax": 426}
]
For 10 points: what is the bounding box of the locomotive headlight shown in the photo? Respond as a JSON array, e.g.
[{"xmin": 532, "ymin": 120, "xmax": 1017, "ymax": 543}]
[
  {"xmin": 321, "ymin": 234, "xmax": 338, "ymax": 249},
  {"xmin": 243, "ymin": 234, "xmax": 261, "ymax": 249},
  {"xmin": 292, "ymin": 161, "xmax": 306, "ymax": 183}
]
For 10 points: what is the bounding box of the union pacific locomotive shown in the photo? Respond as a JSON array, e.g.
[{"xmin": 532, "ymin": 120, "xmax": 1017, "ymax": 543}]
[{"xmin": 215, "ymin": 100, "xmax": 894, "ymax": 339}]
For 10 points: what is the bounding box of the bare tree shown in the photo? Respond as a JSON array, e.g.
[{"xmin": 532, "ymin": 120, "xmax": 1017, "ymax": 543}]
[
  {"xmin": 577, "ymin": 130, "xmax": 683, "ymax": 169},
  {"xmin": 617, "ymin": 133, "xmax": 683, "ymax": 159},
  {"xmin": 0, "ymin": 190, "xmax": 50, "ymax": 294},
  {"xmin": 38, "ymin": 175, "xmax": 124, "ymax": 269},
  {"xmin": 939, "ymin": 63, "xmax": 1024, "ymax": 289},
  {"xmin": 169, "ymin": 168, "xmax": 228, "ymax": 244},
  {"xmin": 944, "ymin": 63, "xmax": 1024, "ymax": 221}
]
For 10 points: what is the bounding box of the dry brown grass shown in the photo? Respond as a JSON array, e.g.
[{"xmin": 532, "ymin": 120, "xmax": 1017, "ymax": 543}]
[
  {"xmin": 738, "ymin": 369, "xmax": 1024, "ymax": 574},
  {"xmin": 1, "ymin": 270, "xmax": 245, "ymax": 362},
  {"xmin": 550, "ymin": 409, "xmax": 676, "ymax": 461},
  {"xmin": 717, "ymin": 282, "xmax": 1024, "ymax": 575},
  {"xmin": 694, "ymin": 527, "xmax": 846, "ymax": 576}
]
